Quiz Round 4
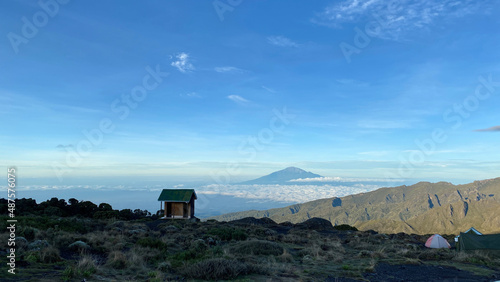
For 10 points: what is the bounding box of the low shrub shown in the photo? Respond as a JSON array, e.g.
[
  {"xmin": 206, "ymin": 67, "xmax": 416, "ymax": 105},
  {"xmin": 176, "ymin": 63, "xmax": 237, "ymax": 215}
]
[
  {"xmin": 190, "ymin": 239, "xmax": 208, "ymax": 252},
  {"xmin": 333, "ymin": 224, "xmax": 358, "ymax": 231},
  {"xmin": 230, "ymin": 240, "xmax": 284, "ymax": 256},
  {"xmin": 207, "ymin": 227, "xmax": 247, "ymax": 241},
  {"xmin": 181, "ymin": 258, "xmax": 249, "ymax": 280},
  {"xmin": 62, "ymin": 266, "xmax": 75, "ymax": 280},
  {"xmin": 93, "ymin": 210, "xmax": 119, "ymax": 220},
  {"xmin": 156, "ymin": 261, "xmax": 171, "ymax": 272},
  {"xmin": 20, "ymin": 227, "xmax": 37, "ymax": 241},
  {"xmin": 418, "ymin": 249, "xmax": 453, "ymax": 261},
  {"xmin": 171, "ymin": 249, "xmax": 206, "ymax": 267},
  {"xmin": 28, "ymin": 239, "xmax": 49, "ymax": 251},
  {"xmin": 68, "ymin": 240, "xmax": 90, "ymax": 252},
  {"xmin": 137, "ymin": 237, "xmax": 167, "ymax": 249}
]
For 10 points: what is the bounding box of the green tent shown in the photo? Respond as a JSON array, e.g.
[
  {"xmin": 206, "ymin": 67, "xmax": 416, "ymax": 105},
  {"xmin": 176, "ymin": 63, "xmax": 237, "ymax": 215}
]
[{"xmin": 457, "ymin": 232, "xmax": 500, "ymax": 251}]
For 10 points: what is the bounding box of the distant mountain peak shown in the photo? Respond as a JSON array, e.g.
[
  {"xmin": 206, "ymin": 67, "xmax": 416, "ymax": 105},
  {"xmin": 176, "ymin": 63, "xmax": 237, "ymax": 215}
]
[
  {"xmin": 283, "ymin": 167, "xmax": 305, "ymax": 172},
  {"xmin": 240, "ymin": 167, "xmax": 322, "ymax": 185}
]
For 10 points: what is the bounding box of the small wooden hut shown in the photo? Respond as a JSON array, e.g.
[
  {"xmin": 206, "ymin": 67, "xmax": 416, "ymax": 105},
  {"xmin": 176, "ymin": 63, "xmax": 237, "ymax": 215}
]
[{"xmin": 157, "ymin": 189, "xmax": 197, "ymax": 219}]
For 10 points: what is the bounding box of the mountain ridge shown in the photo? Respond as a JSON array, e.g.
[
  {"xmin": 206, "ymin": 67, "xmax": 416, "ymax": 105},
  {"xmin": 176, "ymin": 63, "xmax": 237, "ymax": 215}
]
[{"xmin": 211, "ymin": 177, "xmax": 500, "ymax": 235}]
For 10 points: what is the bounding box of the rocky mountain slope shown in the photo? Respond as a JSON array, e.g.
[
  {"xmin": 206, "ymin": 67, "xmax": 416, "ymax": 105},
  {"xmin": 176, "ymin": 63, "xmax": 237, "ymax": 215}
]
[{"xmin": 212, "ymin": 178, "xmax": 500, "ymax": 235}]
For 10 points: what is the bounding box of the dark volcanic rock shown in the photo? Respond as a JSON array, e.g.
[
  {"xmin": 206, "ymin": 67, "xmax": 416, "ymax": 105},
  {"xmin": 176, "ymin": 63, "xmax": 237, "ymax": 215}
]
[
  {"xmin": 260, "ymin": 217, "xmax": 277, "ymax": 225},
  {"xmin": 296, "ymin": 218, "xmax": 334, "ymax": 231},
  {"xmin": 231, "ymin": 217, "xmax": 276, "ymax": 226},
  {"xmin": 279, "ymin": 221, "xmax": 294, "ymax": 227}
]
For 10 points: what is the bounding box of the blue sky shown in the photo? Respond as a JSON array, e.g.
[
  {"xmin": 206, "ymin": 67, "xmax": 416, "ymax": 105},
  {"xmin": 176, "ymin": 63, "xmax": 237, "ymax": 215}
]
[{"xmin": 1, "ymin": 0, "xmax": 500, "ymax": 184}]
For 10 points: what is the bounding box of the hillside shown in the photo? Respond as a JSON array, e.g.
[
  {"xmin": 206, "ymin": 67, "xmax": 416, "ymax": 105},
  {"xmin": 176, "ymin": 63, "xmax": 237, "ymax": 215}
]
[
  {"xmin": 211, "ymin": 178, "xmax": 500, "ymax": 235},
  {"xmin": 3, "ymin": 214, "xmax": 499, "ymax": 281},
  {"xmin": 239, "ymin": 167, "xmax": 322, "ymax": 184}
]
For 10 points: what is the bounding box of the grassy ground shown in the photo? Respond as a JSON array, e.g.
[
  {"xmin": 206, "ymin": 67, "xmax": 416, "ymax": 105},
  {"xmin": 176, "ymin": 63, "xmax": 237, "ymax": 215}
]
[{"xmin": 0, "ymin": 215, "xmax": 499, "ymax": 281}]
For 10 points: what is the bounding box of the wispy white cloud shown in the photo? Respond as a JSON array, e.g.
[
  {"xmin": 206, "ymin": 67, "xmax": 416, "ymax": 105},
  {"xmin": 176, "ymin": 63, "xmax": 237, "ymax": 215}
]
[
  {"xmin": 358, "ymin": 151, "xmax": 389, "ymax": 157},
  {"xmin": 474, "ymin": 126, "xmax": 500, "ymax": 132},
  {"xmin": 171, "ymin": 52, "xmax": 194, "ymax": 73},
  {"xmin": 358, "ymin": 119, "xmax": 412, "ymax": 129},
  {"xmin": 227, "ymin": 94, "xmax": 250, "ymax": 105},
  {"xmin": 336, "ymin": 78, "xmax": 369, "ymax": 87},
  {"xmin": 214, "ymin": 66, "xmax": 244, "ymax": 73},
  {"xmin": 262, "ymin": 86, "xmax": 277, "ymax": 93},
  {"xmin": 180, "ymin": 92, "xmax": 201, "ymax": 98},
  {"xmin": 313, "ymin": 0, "xmax": 484, "ymax": 40},
  {"xmin": 403, "ymin": 149, "xmax": 477, "ymax": 154},
  {"xmin": 56, "ymin": 144, "xmax": 74, "ymax": 151},
  {"xmin": 267, "ymin": 36, "xmax": 299, "ymax": 47},
  {"xmin": 0, "ymin": 91, "xmax": 106, "ymax": 116}
]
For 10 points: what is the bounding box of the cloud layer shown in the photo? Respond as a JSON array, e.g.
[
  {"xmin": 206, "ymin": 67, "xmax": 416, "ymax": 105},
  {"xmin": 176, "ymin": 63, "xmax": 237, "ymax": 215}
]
[
  {"xmin": 198, "ymin": 183, "xmax": 381, "ymax": 203},
  {"xmin": 289, "ymin": 176, "xmax": 405, "ymax": 183}
]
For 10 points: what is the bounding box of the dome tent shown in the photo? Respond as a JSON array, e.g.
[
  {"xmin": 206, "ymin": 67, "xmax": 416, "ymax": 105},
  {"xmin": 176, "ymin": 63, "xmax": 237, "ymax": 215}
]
[{"xmin": 425, "ymin": 234, "xmax": 451, "ymax": 249}]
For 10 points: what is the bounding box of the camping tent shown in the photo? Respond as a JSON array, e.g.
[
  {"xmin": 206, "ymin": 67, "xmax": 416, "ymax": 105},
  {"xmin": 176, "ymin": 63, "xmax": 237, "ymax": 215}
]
[
  {"xmin": 425, "ymin": 234, "xmax": 451, "ymax": 249},
  {"xmin": 457, "ymin": 232, "xmax": 500, "ymax": 251},
  {"xmin": 455, "ymin": 227, "xmax": 482, "ymax": 242}
]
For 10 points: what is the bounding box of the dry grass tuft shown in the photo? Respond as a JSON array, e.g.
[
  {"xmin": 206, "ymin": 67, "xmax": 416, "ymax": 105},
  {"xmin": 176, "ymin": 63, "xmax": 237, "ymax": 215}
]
[
  {"xmin": 127, "ymin": 247, "xmax": 151, "ymax": 271},
  {"xmin": 417, "ymin": 248, "xmax": 454, "ymax": 261},
  {"xmin": 365, "ymin": 259, "xmax": 377, "ymax": 272},
  {"xmin": 39, "ymin": 246, "xmax": 61, "ymax": 263},
  {"xmin": 106, "ymin": 250, "xmax": 128, "ymax": 269},
  {"xmin": 371, "ymin": 247, "xmax": 388, "ymax": 259},
  {"xmin": 181, "ymin": 258, "xmax": 249, "ymax": 280},
  {"xmin": 452, "ymin": 250, "xmax": 493, "ymax": 265},
  {"xmin": 403, "ymin": 258, "xmax": 422, "ymax": 265},
  {"xmin": 278, "ymin": 249, "xmax": 294, "ymax": 263},
  {"xmin": 76, "ymin": 254, "xmax": 99, "ymax": 275}
]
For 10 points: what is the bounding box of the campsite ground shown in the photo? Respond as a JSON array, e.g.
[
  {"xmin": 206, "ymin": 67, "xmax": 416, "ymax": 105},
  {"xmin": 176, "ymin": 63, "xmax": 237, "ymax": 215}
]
[{"xmin": 1, "ymin": 215, "xmax": 499, "ymax": 281}]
